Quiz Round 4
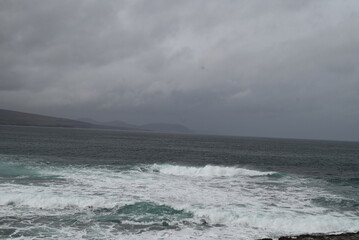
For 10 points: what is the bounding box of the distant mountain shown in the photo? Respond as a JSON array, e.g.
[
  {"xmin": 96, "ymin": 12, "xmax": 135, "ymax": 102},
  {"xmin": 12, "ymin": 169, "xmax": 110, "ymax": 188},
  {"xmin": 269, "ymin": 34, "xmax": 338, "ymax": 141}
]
[
  {"xmin": 0, "ymin": 109, "xmax": 93, "ymax": 128},
  {"xmin": 0, "ymin": 108, "xmax": 193, "ymax": 134},
  {"xmin": 0, "ymin": 109, "xmax": 134, "ymax": 130}
]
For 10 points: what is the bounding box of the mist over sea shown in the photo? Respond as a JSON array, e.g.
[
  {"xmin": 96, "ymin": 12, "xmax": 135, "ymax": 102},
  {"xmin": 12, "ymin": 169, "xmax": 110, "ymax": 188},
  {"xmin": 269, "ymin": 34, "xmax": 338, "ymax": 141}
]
[{"xmin": 0, "ymin": 126, "xmax": 358, "ymax": 239}]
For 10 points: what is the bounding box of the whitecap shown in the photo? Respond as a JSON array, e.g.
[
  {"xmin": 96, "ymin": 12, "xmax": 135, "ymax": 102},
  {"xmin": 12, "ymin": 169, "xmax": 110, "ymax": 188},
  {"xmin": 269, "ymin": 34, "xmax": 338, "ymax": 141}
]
[{"xmin": 150, "ymin": 164, "xmax": 276, "ymax": 178}]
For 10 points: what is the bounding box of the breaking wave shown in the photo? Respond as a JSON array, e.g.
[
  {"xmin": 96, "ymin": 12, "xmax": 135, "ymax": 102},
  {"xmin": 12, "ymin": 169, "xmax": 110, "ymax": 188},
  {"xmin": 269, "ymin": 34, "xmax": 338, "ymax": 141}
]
[{"xmin": 149, "ymin": 164, "xmax": 277, "ymax": 178}]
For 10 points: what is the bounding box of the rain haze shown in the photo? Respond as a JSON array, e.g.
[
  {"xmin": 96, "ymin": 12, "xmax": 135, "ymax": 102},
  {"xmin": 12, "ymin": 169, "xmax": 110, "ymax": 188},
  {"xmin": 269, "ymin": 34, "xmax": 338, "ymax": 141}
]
[{"xmin": 1, "ymin": 0, "xmax": 358, "ymax": 141}]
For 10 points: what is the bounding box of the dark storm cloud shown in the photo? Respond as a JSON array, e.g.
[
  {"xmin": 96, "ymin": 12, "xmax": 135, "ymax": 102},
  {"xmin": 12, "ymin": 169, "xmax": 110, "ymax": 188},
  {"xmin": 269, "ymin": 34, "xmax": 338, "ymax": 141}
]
[{"xmin": 0, "ymin": 0, "xmax": 359, "ymax": 140}]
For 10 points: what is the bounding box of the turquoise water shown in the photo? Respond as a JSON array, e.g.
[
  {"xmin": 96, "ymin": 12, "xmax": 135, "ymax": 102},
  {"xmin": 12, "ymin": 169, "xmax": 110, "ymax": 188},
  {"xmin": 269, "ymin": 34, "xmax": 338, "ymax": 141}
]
[{"xmin": 0, "ymin": 126, "xmax": 358, "ymax": 239}]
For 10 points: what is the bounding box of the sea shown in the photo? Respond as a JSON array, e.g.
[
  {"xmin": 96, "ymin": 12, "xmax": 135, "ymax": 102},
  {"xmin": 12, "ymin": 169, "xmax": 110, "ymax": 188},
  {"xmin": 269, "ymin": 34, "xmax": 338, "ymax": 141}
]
[{"xmin": 0, "ymin": 126, "xmax": 358, "ymax": 240}]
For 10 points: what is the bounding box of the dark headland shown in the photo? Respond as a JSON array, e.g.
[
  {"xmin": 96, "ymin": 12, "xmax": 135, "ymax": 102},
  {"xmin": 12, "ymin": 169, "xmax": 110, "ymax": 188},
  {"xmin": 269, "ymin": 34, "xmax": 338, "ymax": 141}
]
[
  {"xmin": 0, "ymin": 108, "xmax": 134, "ymax": 130},
  {"xmin": 0, "ymin": 109, "xmax": 94, "ymax": 128},
  {"xmin": 259, "ymin": 231, "xmax": 359, "ymax": 240},
  {"xmin": 0, "ymin": 109, "xmax": 192, "ymax": 133}
]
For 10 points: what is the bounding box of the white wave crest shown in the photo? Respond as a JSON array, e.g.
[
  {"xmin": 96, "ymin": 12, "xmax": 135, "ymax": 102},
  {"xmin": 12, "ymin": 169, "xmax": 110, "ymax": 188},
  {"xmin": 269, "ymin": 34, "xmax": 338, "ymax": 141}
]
[
  {"xmin": 0, "ymin": 191, "xmax": 114, "ymax": 210},
  {"xmin": 151, "ymin": 164, "xmax": 275, "ymax": 177},
  {"xmin": 192, "ymin": 208, "xmax": 359, "ymax": 235}
]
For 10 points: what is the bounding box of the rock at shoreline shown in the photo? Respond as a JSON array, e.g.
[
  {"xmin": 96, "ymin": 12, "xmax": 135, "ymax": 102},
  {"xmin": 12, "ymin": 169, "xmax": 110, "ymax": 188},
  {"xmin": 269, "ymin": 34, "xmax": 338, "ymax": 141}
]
[{"xmin": 259, "ymin": 231, "xmax": 359, "ymax": 240}]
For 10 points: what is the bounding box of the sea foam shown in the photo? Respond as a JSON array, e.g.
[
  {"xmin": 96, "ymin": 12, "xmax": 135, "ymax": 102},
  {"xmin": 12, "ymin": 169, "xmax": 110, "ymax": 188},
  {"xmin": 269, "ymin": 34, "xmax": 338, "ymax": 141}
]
[
  {"xmin": 1, "ymin": 160, "xmax": 358, "ymax": 240},
  {"xmin": 151, "ymin": 164, "xmax": 276, "ymax": 177}
]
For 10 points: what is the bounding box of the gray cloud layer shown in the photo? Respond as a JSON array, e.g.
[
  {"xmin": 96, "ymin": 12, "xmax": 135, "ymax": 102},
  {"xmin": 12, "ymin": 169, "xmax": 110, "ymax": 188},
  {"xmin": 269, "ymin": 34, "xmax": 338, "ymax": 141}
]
[{"xmin": 1, "ymin": 0, "xmax": 359, "ymax": 141}]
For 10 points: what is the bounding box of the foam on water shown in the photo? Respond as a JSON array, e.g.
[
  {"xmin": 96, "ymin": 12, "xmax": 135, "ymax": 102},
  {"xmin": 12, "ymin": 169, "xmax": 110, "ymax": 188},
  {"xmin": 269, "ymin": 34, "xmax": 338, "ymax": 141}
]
[
  {"xmin": 0, "ymin": 158, "xmax": 358, "ymax": 239},
  {"xmin": 150, "ymin": 164, "xmax": 276, "ymax": 177}
]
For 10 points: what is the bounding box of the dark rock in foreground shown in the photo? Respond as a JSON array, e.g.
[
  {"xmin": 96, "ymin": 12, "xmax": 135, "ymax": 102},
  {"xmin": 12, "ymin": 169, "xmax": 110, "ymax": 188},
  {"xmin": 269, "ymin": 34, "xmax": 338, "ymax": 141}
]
[{"xmin": 259, "ymin": 231, "xmax": 359, "ymax": 240}]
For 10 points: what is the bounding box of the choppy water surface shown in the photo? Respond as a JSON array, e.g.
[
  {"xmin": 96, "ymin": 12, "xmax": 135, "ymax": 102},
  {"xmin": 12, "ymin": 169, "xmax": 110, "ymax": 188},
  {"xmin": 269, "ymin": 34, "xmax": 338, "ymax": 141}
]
[{"xmin": 0, "ymin": 126, "xmax": 358, "ymax": 239}]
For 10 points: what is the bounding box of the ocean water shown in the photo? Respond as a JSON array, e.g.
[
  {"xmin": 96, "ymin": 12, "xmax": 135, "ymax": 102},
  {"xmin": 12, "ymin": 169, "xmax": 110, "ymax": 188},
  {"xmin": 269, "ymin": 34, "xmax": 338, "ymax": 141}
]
[{"xmin": 0, "ymin": 126, "xmax": 358, "ymax": 240}]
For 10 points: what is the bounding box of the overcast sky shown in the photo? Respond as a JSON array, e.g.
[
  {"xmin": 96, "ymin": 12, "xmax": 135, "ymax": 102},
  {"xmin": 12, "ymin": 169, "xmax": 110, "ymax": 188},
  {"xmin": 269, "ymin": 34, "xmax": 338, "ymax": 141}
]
[{"xmin": 1, "ymin": 0, "xmax": 359, "ymax": 141}]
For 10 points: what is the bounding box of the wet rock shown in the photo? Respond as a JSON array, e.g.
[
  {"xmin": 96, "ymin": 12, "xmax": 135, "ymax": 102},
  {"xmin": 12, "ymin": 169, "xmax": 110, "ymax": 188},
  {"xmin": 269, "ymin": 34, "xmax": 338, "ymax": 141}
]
[{"xmin": 259, "ymin": 231, "xmax": 359, "ymax": 240}]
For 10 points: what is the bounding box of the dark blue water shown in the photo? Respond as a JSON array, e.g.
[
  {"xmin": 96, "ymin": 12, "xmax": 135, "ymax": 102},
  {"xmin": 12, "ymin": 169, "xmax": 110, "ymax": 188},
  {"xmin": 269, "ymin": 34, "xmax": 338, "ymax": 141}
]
[{"xmin": 0, "ymin": 126, "xmax": 358, "ymax": 239}]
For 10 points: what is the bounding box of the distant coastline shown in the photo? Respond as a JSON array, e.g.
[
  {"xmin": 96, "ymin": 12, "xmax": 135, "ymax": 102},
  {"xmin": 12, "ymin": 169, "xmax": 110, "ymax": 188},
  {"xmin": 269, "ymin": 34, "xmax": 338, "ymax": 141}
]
[{"xmin": 0, "ymin": 108, "xmax": 192, "ymax": 134}]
